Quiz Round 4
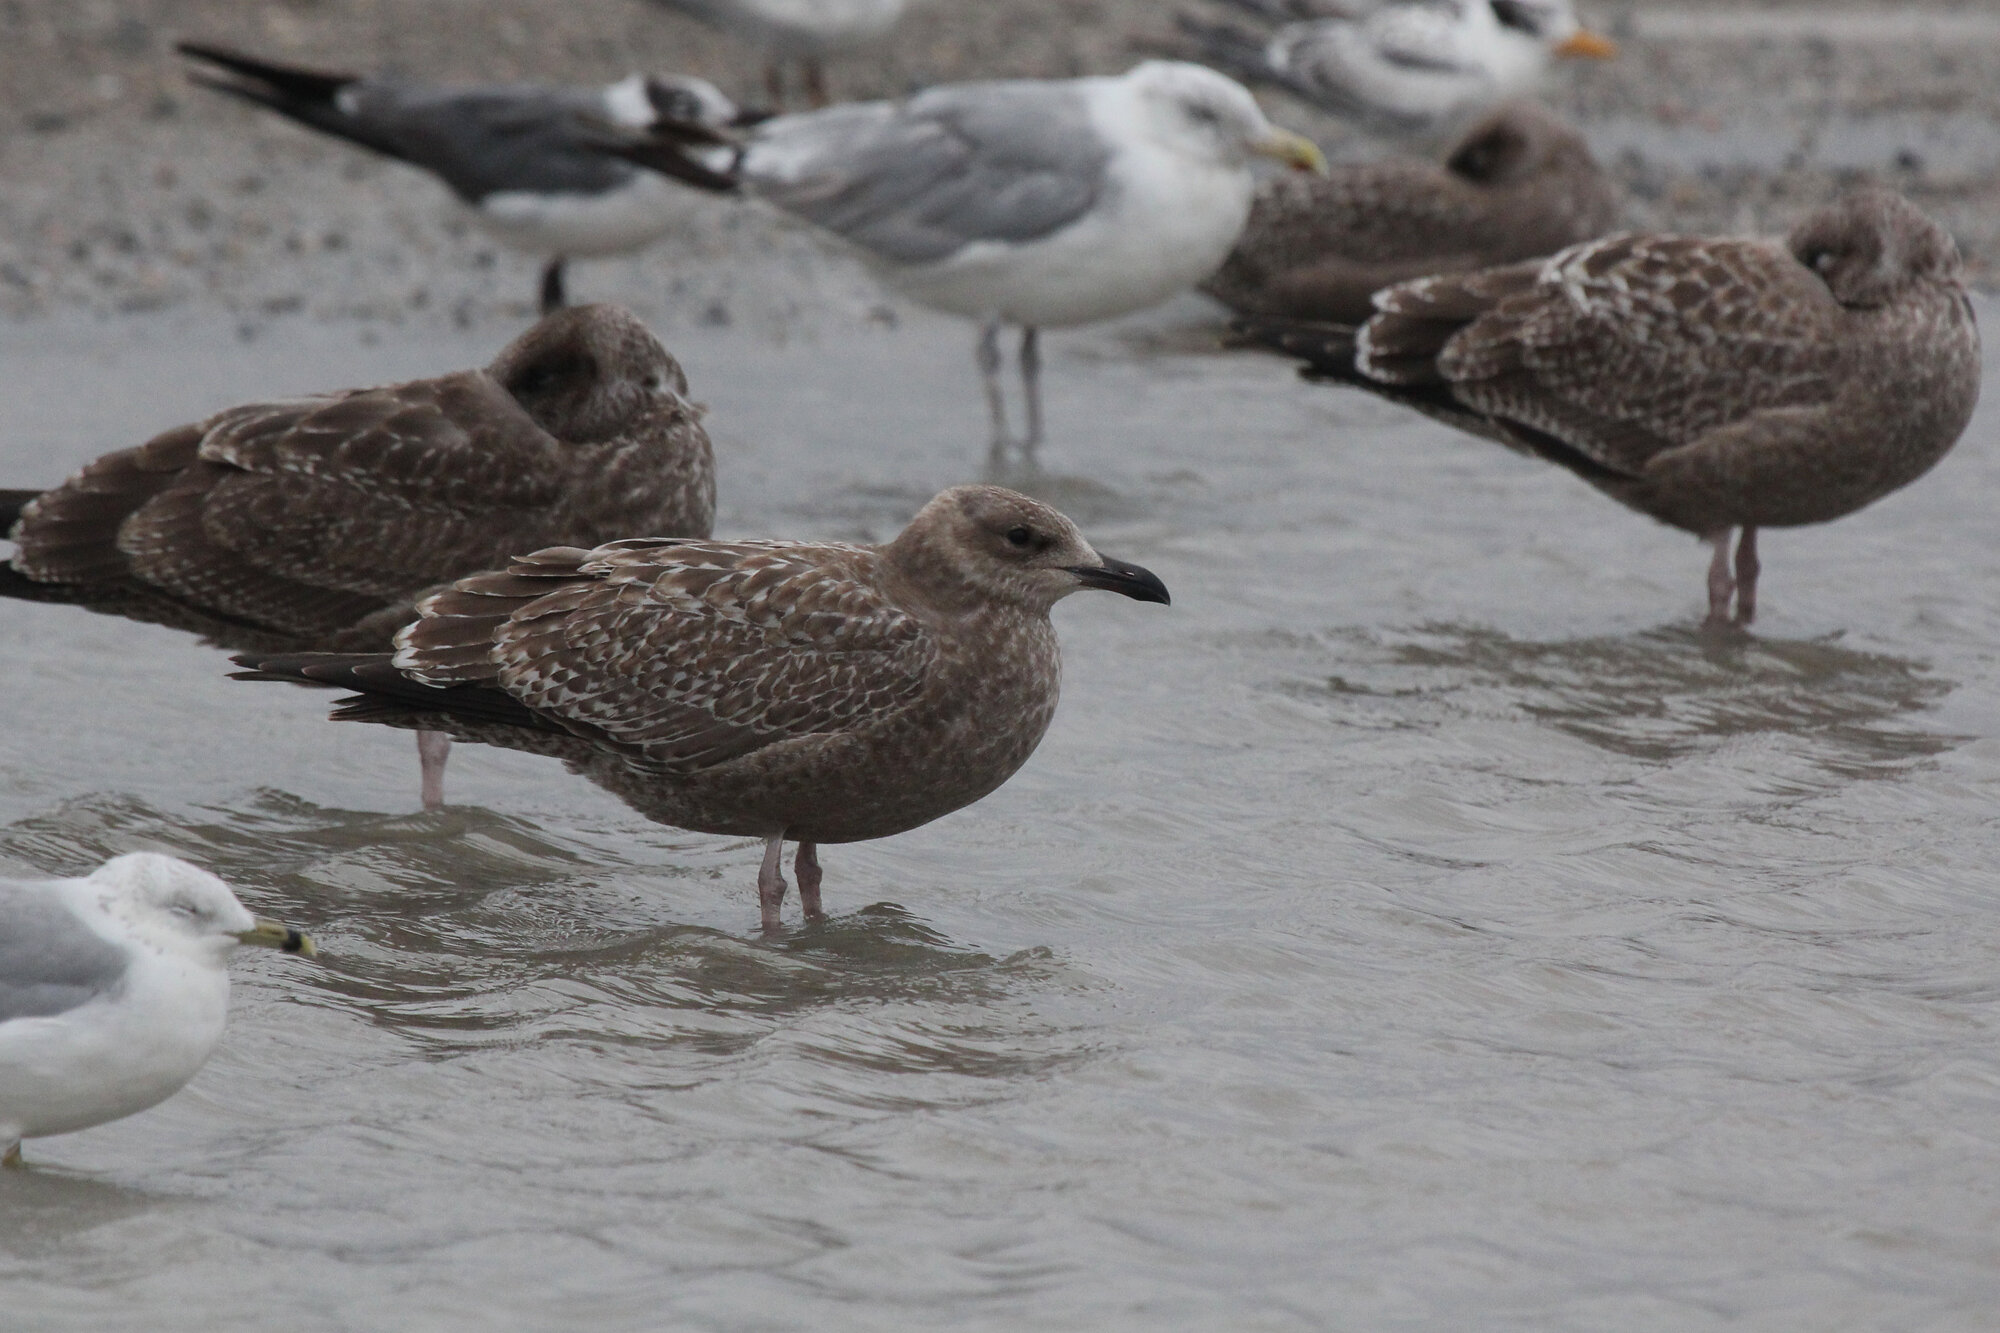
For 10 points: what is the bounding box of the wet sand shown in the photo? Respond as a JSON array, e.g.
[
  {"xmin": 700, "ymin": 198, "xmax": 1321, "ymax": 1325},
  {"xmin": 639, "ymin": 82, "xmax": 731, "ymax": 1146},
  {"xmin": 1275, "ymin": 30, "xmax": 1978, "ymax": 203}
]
[{"xmin": 5, "ymin": 0, "xmax": 2000, "ymax": 336}]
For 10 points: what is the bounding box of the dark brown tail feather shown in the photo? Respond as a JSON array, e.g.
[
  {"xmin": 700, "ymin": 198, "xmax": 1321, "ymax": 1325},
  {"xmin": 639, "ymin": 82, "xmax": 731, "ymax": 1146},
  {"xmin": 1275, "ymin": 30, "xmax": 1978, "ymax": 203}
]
[
  {"xmin": 1228, "ymin": 316, "xmax": 1528, "ymax": 451},
  {"xmin": 1227, "ymin": 316, "xmax": 1365, "ymax": 381},
  {"xmin": 0, "ymin": 488, "xmax": 41, "ymax": 532},
  {"xmin": 231, "ymin": 650, "xmax": 558, "ymax": 733}
]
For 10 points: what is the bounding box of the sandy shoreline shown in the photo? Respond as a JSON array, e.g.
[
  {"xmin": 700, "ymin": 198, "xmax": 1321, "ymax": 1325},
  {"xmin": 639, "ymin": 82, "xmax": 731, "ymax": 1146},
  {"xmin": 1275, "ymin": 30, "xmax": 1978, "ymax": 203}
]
[{"xmin": 3, "ymin": 0, "xmax": 1999, "ymax": 333}]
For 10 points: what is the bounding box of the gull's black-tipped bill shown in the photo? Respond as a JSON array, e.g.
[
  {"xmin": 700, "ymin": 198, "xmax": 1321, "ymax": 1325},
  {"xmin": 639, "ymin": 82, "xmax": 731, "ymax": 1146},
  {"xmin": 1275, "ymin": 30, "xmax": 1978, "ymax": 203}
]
[{"xmin": 1072, "ymin": 555, "xmax": 1170, "ymax": 605}]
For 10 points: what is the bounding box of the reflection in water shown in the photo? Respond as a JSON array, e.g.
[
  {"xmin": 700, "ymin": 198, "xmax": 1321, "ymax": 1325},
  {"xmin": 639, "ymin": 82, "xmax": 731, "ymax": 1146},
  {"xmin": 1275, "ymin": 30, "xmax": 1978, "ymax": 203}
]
[
  {"xmin": 0, "ymin": 792, "xmax": 1070, "ymax": 1081},
  {"xmin": 973, "ymin": 463, "xmax": 1142, "ymax": 528},
  {"xmin": 1295, "ymin": 622, "xmax": 1961, "ymax": 774},
  {"xmin": 0, "ymin": 1169, "xmax": 173, "ymax": 1259}
]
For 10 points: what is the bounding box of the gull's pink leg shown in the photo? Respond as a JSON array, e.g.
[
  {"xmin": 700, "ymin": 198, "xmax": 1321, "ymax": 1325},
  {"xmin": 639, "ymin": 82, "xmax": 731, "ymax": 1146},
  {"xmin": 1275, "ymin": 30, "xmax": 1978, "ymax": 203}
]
[
  {"xmin": 417, "ymin": 731, "xmax": 451, "ymax": 810},
  {"xmin": 1703, "ymin": 530, "xmax": 1736, "ymax": 628},
  {"xmin": 1733, "ymin": 526, "xmax": 1760, "ymax": 626},
  {"xmin": 795, "ymin": 841, "xmax": 824, "ymax": 921},
  {"xmin": 758, "ymin": 835, "xmax": 788, "ymax": 931}
]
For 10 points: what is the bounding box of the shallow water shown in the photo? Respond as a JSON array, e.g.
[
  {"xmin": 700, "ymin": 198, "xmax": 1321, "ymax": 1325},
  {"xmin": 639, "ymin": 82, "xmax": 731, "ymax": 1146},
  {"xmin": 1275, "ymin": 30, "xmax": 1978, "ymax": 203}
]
[{"xmin": 3, "ymin": 296, "xmax": 2000, "ymax": 1330}]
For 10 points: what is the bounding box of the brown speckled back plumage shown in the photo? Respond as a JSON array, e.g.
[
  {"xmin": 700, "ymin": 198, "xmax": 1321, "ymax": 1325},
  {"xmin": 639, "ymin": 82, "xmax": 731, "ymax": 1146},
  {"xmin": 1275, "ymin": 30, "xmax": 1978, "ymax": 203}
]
[
  {"xmin": 1204, "ymin": 101, "xmax": 1619, "ymax": 323},
  {"xmin": 3, "ymin": 304, "xmax": 716, "ymax": 651},
  {"xmin": 1233, "ymin": 190, "xmax": 1980, "ymax": 622},
  {"xmin": 1349, "ymin": 189, "xmax": 1981, "ymax": 534},
  {"xmin": 233, "ymin": 486, "xmax": 1171, "ymax": 866}
]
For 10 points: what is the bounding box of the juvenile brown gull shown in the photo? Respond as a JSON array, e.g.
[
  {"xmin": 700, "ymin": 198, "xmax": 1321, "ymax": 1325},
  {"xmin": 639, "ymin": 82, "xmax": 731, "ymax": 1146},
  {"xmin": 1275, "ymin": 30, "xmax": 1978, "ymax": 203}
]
[
  {"xmin": 0, "ymin": 853, "xmax": 314, "ymax": 1169},
  {"xmin": 177, "ymin": 41, "xmax": 754, "ymax": 313},
  {"xmin": 1204, "ymin": 100, "xmax": 1618, "ymax": 322},
  {"xmin": 621, "ymin": 61, "xmax": 1327, "ymax": 462},
  {"xmin": 232, "ymin": 485, "xmax": 1172, "ymax": 931},
  {"xmin": 1, "ymin": 304, "xmax": 716, "ymax": 804},
  {"xmin": 1179, "ymin": 0, "xmax": 1618, "ymax": 136},
  {"xmin": 1235, "ymin": 190, "xmax": 1980, "ymax": 625}
]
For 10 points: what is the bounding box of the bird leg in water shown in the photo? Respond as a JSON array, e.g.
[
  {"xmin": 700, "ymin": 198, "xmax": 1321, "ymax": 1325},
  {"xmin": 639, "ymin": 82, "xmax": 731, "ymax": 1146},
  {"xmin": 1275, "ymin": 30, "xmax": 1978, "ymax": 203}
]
[
  {"xmin": 417, "ymin": 731, "xmax": 451, "ymax": 810},
  {"xmin": 1703, "ymin": 529, "xmax": 1737, "ymax": 628},
  {"xmin": 979, "ymin": 320, "xmax": 1013, "ymax": 463},
  {"xmin": 1733, "ymin": 526, "xmax": 1760, "ymax": 625},
  {"xmin": 538, "ymin": 257, "xmax": 567, "ymax": 314},
  {"xmin": 2, "ymin": 1141, "xmax": 20, "ymax": 1168},
  {"xmin": 804, "ymin": 57, "xmax": 830, "ymax": 109},
  {"xmin": 1020, "ymin": 326, "xmax": 1044, "ymax": 464},
  {"xmin": 795, "ymin": 841, "xmax": 824, "ymax": 920},
  {"xmin": 758, "ymin": 834, "xmax": 789, "ymax": 930}
]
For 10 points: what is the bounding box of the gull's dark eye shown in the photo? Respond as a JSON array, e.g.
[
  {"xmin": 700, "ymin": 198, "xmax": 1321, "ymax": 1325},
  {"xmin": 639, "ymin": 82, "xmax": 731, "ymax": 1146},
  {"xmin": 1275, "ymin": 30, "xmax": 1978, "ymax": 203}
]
[
  {"xmin": 1187, "ymin": 103, "xmax": 1222, "ymax": 126},
  {"xmin": 1005, "ymin": 525, "xmax": 1033, "ymax": 548}
]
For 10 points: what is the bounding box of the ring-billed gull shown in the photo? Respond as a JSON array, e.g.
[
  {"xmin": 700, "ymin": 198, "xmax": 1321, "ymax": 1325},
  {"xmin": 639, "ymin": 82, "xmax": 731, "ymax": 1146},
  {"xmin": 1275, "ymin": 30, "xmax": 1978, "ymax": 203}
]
[
  {"xmin": 234, "ymin": 485, "xmax": 1171, "ymax": 930},
  {"xmin": 1, "ymin": 853, "xmax": 314, "ymax": 1168},
  {"xmin": 177, "ymin": 41, "xmax": 755, "ymax": 312},
  {"xmin": 1205, "ymin": 100, "xmax": 1617, "ymax": 321},
  {"xmin": 1236, "ymin": 191, "xmax": 1980, "ymax": 626},
  {"xmin": 1179, "ymin": 0, "xmax": 1617, "ymax": 135},
  {"xmin": 645, "ymin": 0, "xmax": 909, "ymax": 107},
  {"xmin": 621, "ymin": 60, "xmax": 1327, "ymax": 462},
  {"xmin": 1, "ymin": 305, "xmax": 715, "ymax": 805}
]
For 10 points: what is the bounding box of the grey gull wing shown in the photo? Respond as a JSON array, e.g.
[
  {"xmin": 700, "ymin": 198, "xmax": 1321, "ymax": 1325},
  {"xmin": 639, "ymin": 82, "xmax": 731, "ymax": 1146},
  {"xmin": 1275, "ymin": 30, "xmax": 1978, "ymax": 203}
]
[
  {"xmin": 745, "ymin": 82, "xmax": 1113, "ymax": 264},
  {"xmin": 0, "ymin": 886, "xmax": 129, "ymax": 1023}
]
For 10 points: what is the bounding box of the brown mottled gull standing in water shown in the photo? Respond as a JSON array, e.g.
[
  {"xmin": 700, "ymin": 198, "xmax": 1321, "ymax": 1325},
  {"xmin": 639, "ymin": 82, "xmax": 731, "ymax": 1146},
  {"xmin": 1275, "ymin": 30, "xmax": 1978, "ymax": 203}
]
[
  {"xmin": 1236, "ymin": 190, "xmax": 1980, "ymax": 625},
  {"xmin": 232, "ymin": 486, "xmax": 1172, "ymax": 930},
  {"xmin": 1204, "ymin": 100, "xmax": 1618, "ymax": 322},
  {"xmin": 1, "ymin": 304, "xmax": 716, "ymax": 803}
]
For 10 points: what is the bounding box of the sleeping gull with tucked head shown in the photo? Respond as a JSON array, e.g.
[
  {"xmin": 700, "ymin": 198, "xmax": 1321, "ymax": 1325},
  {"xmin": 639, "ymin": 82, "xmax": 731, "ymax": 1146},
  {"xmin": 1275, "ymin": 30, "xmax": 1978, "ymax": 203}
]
[
  {"xmin": 234, "ymin": 485, "xmax": 1172, "ymax": 931},
  {"xmin": 177, "ymin": 41, "xmax": 756, "ymax": 313},
  {"xmin": 1204, "ymin": 100, "xmax": 1619, "ymax": 322},
  {"xmin": 623, "ymin": 60, "xmax": 1326, "ymax": 462},
  {"xmin": 1236, "ymin": 190, "xmax": 1980, "ymax": 626},
  {"xmin": 0, "ymin": 304, "xmax": 716, "ymax": 807},
  {"xmin": 1, "ymin": 853, "xmax": 314, "ymax": 1168}
]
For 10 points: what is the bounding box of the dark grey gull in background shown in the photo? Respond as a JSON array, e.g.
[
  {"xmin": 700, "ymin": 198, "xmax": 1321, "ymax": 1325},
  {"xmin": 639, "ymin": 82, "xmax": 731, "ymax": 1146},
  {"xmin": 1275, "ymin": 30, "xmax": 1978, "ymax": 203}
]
[
  {"xmin": 645, "ymin": 0, "xmax": 910, "ymax": 107},
  {"xmin": 176, "ymin": 42, "xmax": 757, "ymax": 313},
  {"xmin": 233, "ymin": 485, "xmax": 1171, "ymax": 931},
  {"xmin": 0, "ymin": 854, "xmax": 314, "ymax": 1169},
  {"xmin": 1178, "ymin": 0, "xmax": 1617, "ymax": 136},
  {"xmin": 0, "ymin": 305, "xmax": 716, "ymax": 805},
  {"xmin": 1204, "ymin": 99, "xmax": 1618, "ymax": 322},
  {"xmin": 618, "ymin": 60, "xmax": 1327, "ymax": 463},
  {"xmin": 1236, "ymin": 190, "xmax": 1980, "ymax": 627}
]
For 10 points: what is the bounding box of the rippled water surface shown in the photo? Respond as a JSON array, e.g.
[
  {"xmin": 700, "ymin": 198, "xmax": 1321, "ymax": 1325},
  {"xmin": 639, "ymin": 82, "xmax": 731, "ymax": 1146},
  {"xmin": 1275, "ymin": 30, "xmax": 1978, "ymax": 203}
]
[{"xmin": 5, "ymin": 297, "xmax": 2000, "ymax": 1330}]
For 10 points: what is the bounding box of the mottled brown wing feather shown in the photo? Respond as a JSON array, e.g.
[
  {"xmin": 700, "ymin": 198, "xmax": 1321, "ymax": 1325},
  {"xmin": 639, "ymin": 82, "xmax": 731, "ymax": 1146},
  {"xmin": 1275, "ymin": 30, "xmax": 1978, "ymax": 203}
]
[
  {"xmin": 1381, "ymin": 236, "xmax": 1841, "ymax": 477},
  {"xmin": 398, "ymin": 539, "xmax": 937, "ymax": 773},
  {"xmin": 111, "ymin": 463, "xmax": 388, "ymax": 635},
  {"xmin": 184, "ymin": 373, "xmax": 571, "ymax": 590},
  {"xmin": 1206, "ymin": 164, "xmax": 1491, "ymax": 321},
  {"xmin": 198, "ymin": 375, "xmax": 561, "ymax": 507},
  {"xmin": 9, "ymin": 425, "xmax": 204, "ymax": 582}
]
